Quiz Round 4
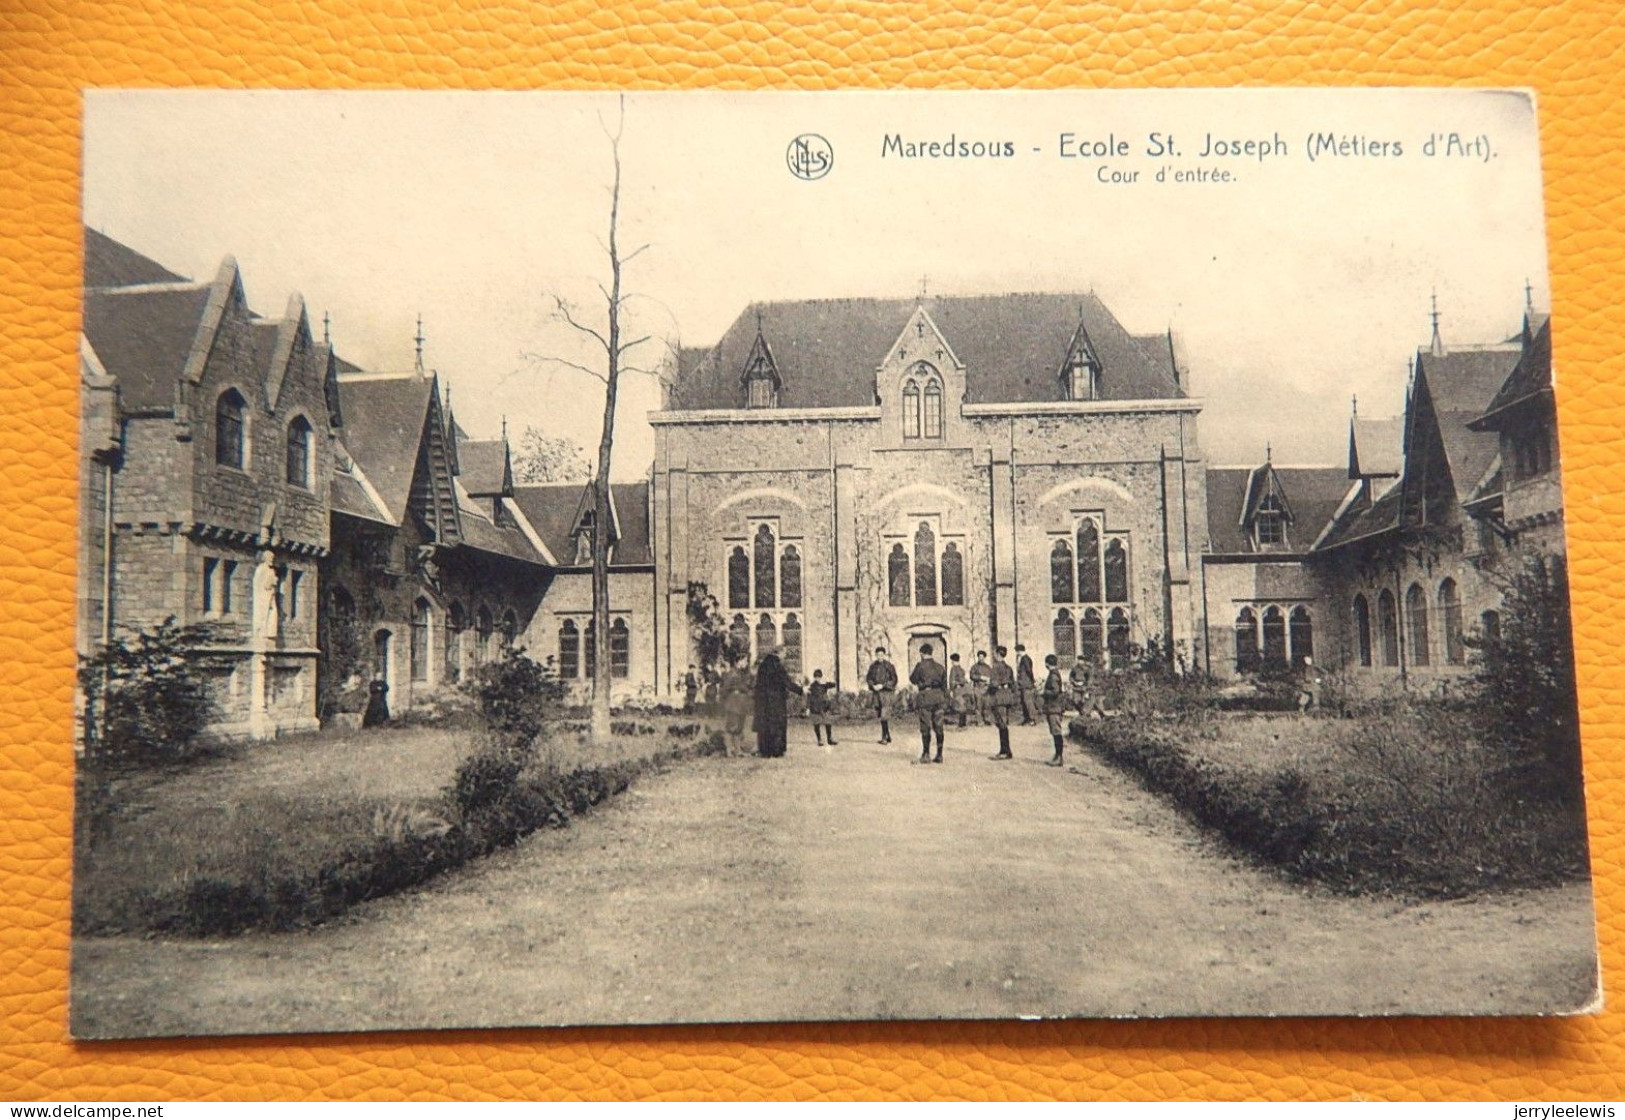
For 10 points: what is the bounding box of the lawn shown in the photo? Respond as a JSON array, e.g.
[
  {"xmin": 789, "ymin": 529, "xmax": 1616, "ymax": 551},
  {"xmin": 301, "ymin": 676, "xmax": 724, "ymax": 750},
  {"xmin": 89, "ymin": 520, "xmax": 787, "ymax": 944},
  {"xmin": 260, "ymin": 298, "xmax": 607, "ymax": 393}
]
[
  {"xmin": 1073, "ymin": 704, "xmax": 1591, "ymax": 898},
  {"xmin": 74, "ymin": 715, "xmax": 721, "ymax": 936}
]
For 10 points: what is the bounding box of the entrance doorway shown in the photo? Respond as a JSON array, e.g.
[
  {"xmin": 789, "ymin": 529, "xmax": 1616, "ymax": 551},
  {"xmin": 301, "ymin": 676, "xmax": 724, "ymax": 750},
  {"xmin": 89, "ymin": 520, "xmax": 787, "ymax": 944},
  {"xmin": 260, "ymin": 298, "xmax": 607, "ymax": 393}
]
[{"xmin": 906, "ymin": 630, "xmax": 949, "ymax": 671}]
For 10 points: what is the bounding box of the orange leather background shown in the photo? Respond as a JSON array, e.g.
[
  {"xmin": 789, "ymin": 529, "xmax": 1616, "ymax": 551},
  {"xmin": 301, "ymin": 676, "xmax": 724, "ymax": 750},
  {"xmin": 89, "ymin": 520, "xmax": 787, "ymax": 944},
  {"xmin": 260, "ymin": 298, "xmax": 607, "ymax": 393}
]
[{"xmin": 3, "ymin": 0, "xmax": 1622, "ymax": 1101}]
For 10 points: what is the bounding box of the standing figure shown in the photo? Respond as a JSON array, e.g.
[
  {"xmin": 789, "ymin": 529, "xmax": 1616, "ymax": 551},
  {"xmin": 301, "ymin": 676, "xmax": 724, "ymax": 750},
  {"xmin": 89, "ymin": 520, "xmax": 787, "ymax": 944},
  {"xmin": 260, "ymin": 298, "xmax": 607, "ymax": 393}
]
[
  {"xmin": 807, "ymin": 669, "xmax": 838, "ymax": 746},
  {"xmin": 1041, "ymin": 653, "xmax": 1068, "ymax": 766},
  {"xmin": 948, "ymin": 652, "xmax": 971, "ymax": 728},
  {"xmin": 362, "ymin": 677, "xmax": 391, "ymax": 728},
  {"xmin": 721, "ymin": 657, "xmax": 753, "ymax": 751},
  {"xmin": 865, "ymin": 646, "xmax": 898, "ymax": 744},
  {"xmin": 985, "ymin": 646, "xmax": 1018, "ymax": 760},
  {"xmin": 910, "ymin": 643, "xmax": 949, "ymax": 763},
  {"xmin": 968, "ymin": 650, "xmax": 992, "ymax": 726},
  {"xmin": 682, "ymin": 664, "xmax": 700, "ymax": 714},
  {"xmin": 1297, "ymin": 656, "xmax": 1322, "ymax": 714},
  {"xmin": 753, "ymin": 650, "xmax": 803, "ymax": 758},
  {"xmin": 1015, "ymin": 644, "xmax": 1038, "ymax": 726},
  {"xmin": 1068, "ymin": 657, "xmax": 1094, "ymax": 716},
  {"xmin": 703, "ymin": 667, "xmax": 721, "ymax": 716}
]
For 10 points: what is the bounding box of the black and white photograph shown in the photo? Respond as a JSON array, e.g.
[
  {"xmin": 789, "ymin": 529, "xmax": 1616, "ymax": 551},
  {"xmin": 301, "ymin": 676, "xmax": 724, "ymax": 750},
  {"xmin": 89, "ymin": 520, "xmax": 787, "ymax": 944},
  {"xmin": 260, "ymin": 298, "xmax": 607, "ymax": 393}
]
[{"xmin": 71, "ymin": 88, "xmax": 1597, "ymax": 1037}]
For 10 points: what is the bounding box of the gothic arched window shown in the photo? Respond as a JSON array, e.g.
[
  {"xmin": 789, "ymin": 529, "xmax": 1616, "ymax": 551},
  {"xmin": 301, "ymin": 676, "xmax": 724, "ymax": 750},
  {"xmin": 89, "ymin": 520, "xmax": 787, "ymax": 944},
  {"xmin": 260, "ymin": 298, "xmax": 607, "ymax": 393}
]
[
  {"xmin": 1262, "ymin": 606, "xmax": 1287, "ymax": 667},
  {"xmin": 922, "ymin": 380, "xmax": 943, "ymax": 439},
  {"xmin": 1235, "ymin": 607, "xmax": 1259, "ymax": 673},
  {"xmin": 755, "ymin": 613, "xmax": 777, "ymax": 659},
  {"xmin": 286, "ymin": 415, "xmax": 313, "ymax": 488},
  {"xmin": 583, "ymin": 619, "xmax": 597, "ymax": 678},
  {"xmin": 476, "ymin": 605, "xmax": 493, "ymax": 664},
  {"xmin": 1406, "ymin": 582, "xmax": 1431, "ymax": 667},
  {"xmin": 1353, "ymin": 594, "xmax": 1373, "ymax": 667},
  {"xmin": 729, "ymin": 614, "xmax": 751, "ymax": 662},
  {"xmin": 1439, "ymin": 578, "xmax": 1464, "ymax": 665},
  {"xmin": 780, "ymin": 545, "xmax": 802, "ymax": 609},
  {"xmin": 914, "ymin": 522, "xmax": 937, "ymax": 607},
  {"xmin": 500, "ymin": 609, "xmax": 518, "ymax": 652},
  {"xmin": 1290, "ymin": 606, "xmax": 1314, "ymax": 667},
  {"xmin": 1080, "ymin": 608, "xmax": 1104, "ymax": 665},
  {"xmin": 888, "ymin": 544, "xmax": 911, "ymax": 607},
  {"xmin": 781, "ymin": 614, "xmax": 802, "ymax": 676},
  {"xmin": 901, "ymin": 380, "xmax": 921, "ymax": 439},
  {"xmin": 1051, "ymin": 539, "xmax": 1076, "ymax": 604},
  {"xmin": 610, "ymin": 618, "xmax": 630, "ymax": 678},
  {"xmin": 1103, "ymin": 538, "xmax": 1129, "ymax": 603},
  {"xmin": 1480, "ymin": 608, "xmax": 1501, "ymax": 644},
  {"xmin": 727, "ymin": 546, "xmax": 750, "ymax": 609},
  {"xmin": 1107, "ymin": 608, "xmax": 1131, "ymax": 671},
  {"xmin": 1077, "ymin": 520, "xmax": 1101, "ymax": 602},
  {"xmin": 445, "ymin": 602, "xmax": 465, "ymax": 682},
  {"xmin": 1378, "ymin": 589, "xmax": 1399, "ymax": 667},
  {"xmin": 558, "ymin": 619, "xmax": 580, "ymax": 680},
  {"xmin": 940, "ymin": 542, "xmax": 964, "ymax": 606},
  {"xmin": 1053, "ymin": 608, "xmax": 1076, "ymax": 667},
  {"xmin": 410, "ymin": 597, "xmax": 432, "ymax": 682},
  {"xmin": 215, "ymin": 389, "xmax": 247, "ymax": 469},
  {"xmin": 753, "ymin": 524, "xmax": 776, "ymax": 609}
]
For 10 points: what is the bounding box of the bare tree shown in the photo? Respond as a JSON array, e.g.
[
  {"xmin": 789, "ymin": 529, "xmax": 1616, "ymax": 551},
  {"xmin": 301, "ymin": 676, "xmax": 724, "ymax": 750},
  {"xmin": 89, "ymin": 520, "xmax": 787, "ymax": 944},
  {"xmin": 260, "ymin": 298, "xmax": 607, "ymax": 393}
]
[{"xmin": 540, "ymin": 96, "xmax": 654, "ymax": 742}]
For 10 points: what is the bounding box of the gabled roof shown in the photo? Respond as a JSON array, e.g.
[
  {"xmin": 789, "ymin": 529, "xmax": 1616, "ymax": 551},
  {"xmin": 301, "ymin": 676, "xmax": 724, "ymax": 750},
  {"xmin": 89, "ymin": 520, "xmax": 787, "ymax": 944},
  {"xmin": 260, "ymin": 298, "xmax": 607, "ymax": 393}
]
[
  {"xmin": 1207, "ymin": 464, "xmax": 1352, "ymax": 554},
  {"xmin": 1349, "ymin": 415, "xmax": 1404, "ymax": 477},
  {"xmin": 453, "ymin": 486, "xmax": 543, "ymax": 565},
  {"xmin": 1316, "ymin": 482, "xmax": 1404, "ymax": 551},
  {"xmin": 457, "ymin": 438, "xmax": 513, "ymax": 497},
  {"xmin": 81, "ymin": 285, "xmax": 212, "ymax": 412},
  {"xmin": 509, "ymin": 481, "xmax": 653, "ymax": 567},
  {"xmin": 84, "ymin": 227, "xmax": 187, "ymax": 289},
  {"xmin": 669, "ymin": 292, "xmax": 1184, "ymax": 410},
  {"xmin": 1414, "ymin": 346, "xmax": 1521, "ymax": 508},
  {"xmin": 332, "ymin": 373, "xmax": 435, "ymax": 523},
  {"xmin": 1472, "ymin": 315, "xmax": 1553, "ymax": 429}
]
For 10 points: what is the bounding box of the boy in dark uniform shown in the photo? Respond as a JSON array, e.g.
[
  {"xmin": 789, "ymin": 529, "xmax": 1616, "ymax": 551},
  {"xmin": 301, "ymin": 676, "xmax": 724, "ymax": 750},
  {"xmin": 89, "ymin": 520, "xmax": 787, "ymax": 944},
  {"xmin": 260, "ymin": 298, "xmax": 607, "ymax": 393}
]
[
  {"xmin": 985, "ymin": 646, "xmax": 1018, "ymax": 760},
  {"xmin": 1015, "ymin": 644, "xmax": 1038, "ymax": 725},
  {"xmin": 865, "ymin": 646, "xmax": 898, "ymax": 744},
  {"xmin": 968, "ymin": 650, "xmax": 992, "ymax": 725},
  {"xmin": 948, "ymin": 652, "xmax": 971, "ymax": 728},
  {"xmin": 807, "ymin": 669, "xmax": 838, "ymax": 746},
  {"xmin": 909, "ymin": 642, "xmax": 949, "ymax": 763},
  {"xmin": 1041, "ymin": 653, "xmax": 1068, "ymax": 766}
]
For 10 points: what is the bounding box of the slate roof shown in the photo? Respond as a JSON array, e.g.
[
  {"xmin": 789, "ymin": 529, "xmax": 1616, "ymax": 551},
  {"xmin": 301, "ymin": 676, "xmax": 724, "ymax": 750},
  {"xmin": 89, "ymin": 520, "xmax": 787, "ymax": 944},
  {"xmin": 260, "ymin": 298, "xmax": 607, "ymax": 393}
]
[
  {"xmin": 1417, "ymin": 347, "xmax": 1518, "ymax": 506},
  {"xmin": 332, "ymin": 374, "xmax": 435, "ymax": 523},
  {"xmin": 330, "ymin": 458, "xmax": 391, "ymax": 524},
  {"xmin": 1473, "ymin": 316, "xmax": 1553, "ymax": 428},
  {"xmin": 455, "ymin": 491, "xmax": 541, "ymax": 564},
  {"xmin": 1206, "ymin": 465, "xmax": 1352, "ymax": 554},
  {"xmin": 84, "ymin": 227, "xmax": 187, "ymax": 289},
  {"xmin": 669, "ymin": 293, "xmax": 1184, "ymax": 410},
  {"xmin": 1350, "ymin": 415, "xmax": 1404, "ymax": 477},
  {"xmin": 1317, "ymin": 483, "xmax": 1403, "ymax": 550},
  {"xmin": 457, "ymin": 439, "xmax": 511, "ymax": 497},
  {"xmin": 510, "ymin": 481, "xmax": 652, "ymax": 567},
  {"xmin": 81, "ymin": 285, "xmax": 211, "ymax": 412}
]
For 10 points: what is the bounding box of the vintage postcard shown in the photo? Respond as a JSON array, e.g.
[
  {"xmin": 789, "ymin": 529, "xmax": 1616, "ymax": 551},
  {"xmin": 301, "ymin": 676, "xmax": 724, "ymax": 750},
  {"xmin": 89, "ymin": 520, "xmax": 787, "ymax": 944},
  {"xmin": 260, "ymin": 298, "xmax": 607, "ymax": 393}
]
[{"xmin": 71, "ymin": 88, "xmax": 1597, "ymax": 1037}]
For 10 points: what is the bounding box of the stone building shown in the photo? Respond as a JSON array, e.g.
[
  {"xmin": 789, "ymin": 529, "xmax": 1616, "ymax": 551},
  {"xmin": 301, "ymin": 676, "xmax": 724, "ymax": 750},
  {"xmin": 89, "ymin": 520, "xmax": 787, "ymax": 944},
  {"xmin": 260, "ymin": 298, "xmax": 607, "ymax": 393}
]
[
  {"xmin": 1200, "ymin": 299, "xmax": 1563, "ymax": 689},
  {"xmin": 81, "ymin": 229, "xmax": 338, "ymax": 738},
  {"xmin": 647, "ymin": 294, "xmax": 1207, "ymax": 691}
]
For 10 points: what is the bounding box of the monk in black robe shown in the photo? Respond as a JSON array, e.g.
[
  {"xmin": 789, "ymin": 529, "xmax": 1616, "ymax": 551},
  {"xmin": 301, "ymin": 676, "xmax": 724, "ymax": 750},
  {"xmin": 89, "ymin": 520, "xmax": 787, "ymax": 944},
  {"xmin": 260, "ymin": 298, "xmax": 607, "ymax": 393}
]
[{"xmin": 754, "ymin": 652, "xmax": 803, "ymax": 758}]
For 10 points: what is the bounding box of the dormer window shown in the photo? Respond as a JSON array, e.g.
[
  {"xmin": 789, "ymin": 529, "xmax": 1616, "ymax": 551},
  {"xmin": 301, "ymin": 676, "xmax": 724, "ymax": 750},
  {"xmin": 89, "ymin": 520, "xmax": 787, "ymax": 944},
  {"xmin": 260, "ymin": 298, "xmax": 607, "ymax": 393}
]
[
  {"xmin": 747, "ymin": 376, "xmax": 778, "ymax": 409},
  {"xmin": 901, "ymin": 362, "xmax": 943, "ymax": 440},
  {"xmin": 573, "ymin": 511, "xmax": 594, "ymax": 565},
  {"xmin": 1255, "ymin": 495, "xmax": 1285, "ymax": 546},
  {"xmin": 1067, "ymin": 357, "xmax": 1097, "ymax": 402}
]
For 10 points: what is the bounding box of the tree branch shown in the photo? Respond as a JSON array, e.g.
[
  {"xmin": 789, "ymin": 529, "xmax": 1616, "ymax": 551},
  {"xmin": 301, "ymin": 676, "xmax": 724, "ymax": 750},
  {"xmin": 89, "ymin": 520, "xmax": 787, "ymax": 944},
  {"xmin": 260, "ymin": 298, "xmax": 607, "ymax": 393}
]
[{"xmin": 552, "ymin": 295, "xmax": 610, "ymax": 354}]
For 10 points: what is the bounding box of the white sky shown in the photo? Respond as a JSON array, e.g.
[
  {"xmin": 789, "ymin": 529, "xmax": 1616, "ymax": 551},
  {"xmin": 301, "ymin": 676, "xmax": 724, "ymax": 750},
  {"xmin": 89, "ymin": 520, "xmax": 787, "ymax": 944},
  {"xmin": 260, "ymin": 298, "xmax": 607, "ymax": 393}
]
[{"xmin": 84, "ymin": 89, "xmax": 1550, "ymax": 477}]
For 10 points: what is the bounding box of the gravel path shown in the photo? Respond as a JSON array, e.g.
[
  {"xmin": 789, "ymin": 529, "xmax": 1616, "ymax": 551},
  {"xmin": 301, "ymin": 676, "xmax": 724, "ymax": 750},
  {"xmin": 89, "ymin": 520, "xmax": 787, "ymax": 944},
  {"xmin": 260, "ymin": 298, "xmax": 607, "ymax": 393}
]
[{"xmin": 72, "ymin": 723, "xmax": 1598, "ymax": 1038}]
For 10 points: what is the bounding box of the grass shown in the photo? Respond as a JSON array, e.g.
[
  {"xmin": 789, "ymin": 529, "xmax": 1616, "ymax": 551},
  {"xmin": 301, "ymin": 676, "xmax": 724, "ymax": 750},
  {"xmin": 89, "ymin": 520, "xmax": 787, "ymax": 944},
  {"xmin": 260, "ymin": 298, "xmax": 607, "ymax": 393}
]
[
  {"xmin": 74, "ymin": 716, "xmax": 725, "ymax": 937},
  {"xmin": 1073, "ymin": 703, "xmax": 1591, "ymax": 899}
]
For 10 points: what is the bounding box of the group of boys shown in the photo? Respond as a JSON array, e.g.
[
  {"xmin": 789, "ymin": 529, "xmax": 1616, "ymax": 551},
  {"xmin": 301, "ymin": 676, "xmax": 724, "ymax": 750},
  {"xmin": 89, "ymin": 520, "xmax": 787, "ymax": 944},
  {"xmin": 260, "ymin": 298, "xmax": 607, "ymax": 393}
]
[{"xmin": 865, "ymin": 643, "xmax": 1101, "ymax": 768}]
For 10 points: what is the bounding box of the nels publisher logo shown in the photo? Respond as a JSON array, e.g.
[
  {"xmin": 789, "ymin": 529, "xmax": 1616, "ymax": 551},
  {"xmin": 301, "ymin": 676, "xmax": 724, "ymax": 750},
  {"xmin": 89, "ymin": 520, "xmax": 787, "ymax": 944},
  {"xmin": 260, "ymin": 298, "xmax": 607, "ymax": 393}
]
[{"xmin": 787, "ymin": 134, "xmax": 833, "ymax": 180}]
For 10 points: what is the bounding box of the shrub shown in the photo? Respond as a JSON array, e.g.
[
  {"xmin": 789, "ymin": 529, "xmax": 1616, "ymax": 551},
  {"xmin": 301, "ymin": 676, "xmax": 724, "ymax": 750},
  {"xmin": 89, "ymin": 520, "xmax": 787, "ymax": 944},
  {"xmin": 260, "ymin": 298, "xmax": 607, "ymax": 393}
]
[
  {"xmin": 470, "ymin": 647, "xmax": 565, "ymax": 749},
  {"xmin": 1466, "ymin": 553, "xmax": 1584, "ymax": 806},
  {"xmin": 686, "ymin": 582, "xmax": 749, "ymax": 676},
  {"xmin": 78, "ymin": 617, "xmax": 217, "ymax": 768}
]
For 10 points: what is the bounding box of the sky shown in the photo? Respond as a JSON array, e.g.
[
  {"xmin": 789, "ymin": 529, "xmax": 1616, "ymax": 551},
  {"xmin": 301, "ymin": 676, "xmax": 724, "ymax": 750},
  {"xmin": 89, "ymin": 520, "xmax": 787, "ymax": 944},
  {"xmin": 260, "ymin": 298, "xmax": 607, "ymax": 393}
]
[{"xmin": 84, "ymin": 89, "xmax": 1550, "ymax": 477}]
